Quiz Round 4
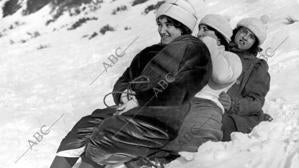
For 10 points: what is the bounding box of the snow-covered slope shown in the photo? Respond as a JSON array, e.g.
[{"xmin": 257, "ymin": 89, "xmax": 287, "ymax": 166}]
[{"xmin": 0, "ymin": 0, "xmax": 299, "ymax": 168}]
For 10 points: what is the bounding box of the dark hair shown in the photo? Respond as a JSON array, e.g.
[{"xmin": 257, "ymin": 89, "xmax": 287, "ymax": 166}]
[
  {"xmin": 231, "ymin": 26, "xmax": 262, "ymax": 56},
  {"xmin": 157, "ymin": 15, "xmax": 192, "ymax": 35},
  {"xmin": 203, "ymin": 24, "xmax": 230, "ymax": 50}
]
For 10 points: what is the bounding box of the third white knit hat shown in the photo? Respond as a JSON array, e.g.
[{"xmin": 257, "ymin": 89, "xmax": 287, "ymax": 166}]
[
  {"xmin": 156, "ymin": 0, "xmax": 198, "ymax": 31},
  {"xmin": 237, "ymin": 17, "xmax": 267, "ymax": 45},
  {"xmin": 199, "ymin": 14, "xmax": 233, "ymax": 42}
]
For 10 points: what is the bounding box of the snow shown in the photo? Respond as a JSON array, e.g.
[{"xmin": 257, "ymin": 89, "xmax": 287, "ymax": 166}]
[{"xmin": 0, "ymin": 0, "xmax": 299, "ymax": 168}]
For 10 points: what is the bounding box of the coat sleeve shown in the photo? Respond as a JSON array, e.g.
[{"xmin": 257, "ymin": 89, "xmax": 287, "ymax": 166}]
[
  {"xmin": 229, "ymin": 59, "xmax": 270, "ymax": 116},
  {"xmin": 112, "ymin": 67, "xmax": 131, "ymax": 105},
  {"xmin": 201, "ymin": 37, "xmax": 242, "ymax": 86},
  {"xmin": 164, "ymin": 39, "xmax": 212, "ymax": 102},
  {"xmin": 112, "ymin": 49, "xmax": 147, "ymax": 105}
]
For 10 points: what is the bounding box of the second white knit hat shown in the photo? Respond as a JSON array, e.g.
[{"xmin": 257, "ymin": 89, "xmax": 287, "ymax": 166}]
[
  {"xmin": 156, "ymin": 0, "xmax": 198, "ymax": 31},
  {"xmin": 199, "ymin": 14, "xmax": 233, "ymax": 43}
]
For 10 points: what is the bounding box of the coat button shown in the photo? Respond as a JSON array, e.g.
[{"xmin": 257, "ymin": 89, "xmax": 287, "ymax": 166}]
[{"xmin": 236, "ymin": 80, "xmax": 240, "ymax": 85}]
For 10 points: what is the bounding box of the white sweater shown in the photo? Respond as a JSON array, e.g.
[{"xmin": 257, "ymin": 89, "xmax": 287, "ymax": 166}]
[{"xmin": 195, "ymin": 37, "xmax": 242, "ymax": 112}]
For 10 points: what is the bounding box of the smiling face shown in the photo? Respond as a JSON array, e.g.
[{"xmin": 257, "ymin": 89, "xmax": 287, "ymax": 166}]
[
  {"xmin": 157, "ymin": 16, "xmax": 182, "ymax": 45},
  {"xmin": 197, "ymin": 24, "xmax": 220, "ymax": 45},
  {"xmin": 234, "ymin": 27, "xmax": 257, "ymax": 51}
]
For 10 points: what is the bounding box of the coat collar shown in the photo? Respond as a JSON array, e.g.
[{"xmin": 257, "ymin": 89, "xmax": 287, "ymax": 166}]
[{"xmin": 230, "ymin": 47, "xmax": 257, "ymax": 60}]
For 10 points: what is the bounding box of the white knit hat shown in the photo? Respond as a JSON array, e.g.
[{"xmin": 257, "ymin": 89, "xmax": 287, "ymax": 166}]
[
  {"xmin": 156, "ymin": 0, "xmax": 198, "ymax": 31},
  {"xmin": 199, "ymin": 14, "xmax": 233, "ymax": 42},
  {"xmin": 237, "ymin": 17, "xmax": 267, "ymax": 45}
]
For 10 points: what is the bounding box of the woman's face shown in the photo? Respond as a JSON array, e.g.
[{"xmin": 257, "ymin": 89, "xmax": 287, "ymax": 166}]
[
  {"xmin": 234, "ymin": 27, "xmax": 257, "ymax": 50},
  {"xmin": 157, "ymin": 17, "xmax": 182, "ymax": 45},
  {"xmin": 197, "ymin": 24, "xmax": 220, "ymax": 45}
]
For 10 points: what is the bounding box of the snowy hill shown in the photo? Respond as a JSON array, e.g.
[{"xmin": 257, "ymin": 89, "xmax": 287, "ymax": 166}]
[{"xmin": 0, "ymin": 0, "xmax": 299, "ymax": 168}]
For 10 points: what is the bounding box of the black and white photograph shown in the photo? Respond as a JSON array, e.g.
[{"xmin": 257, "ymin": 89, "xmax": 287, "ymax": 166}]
[{"xmin": 1, "ymin": 0, "xmax": 299, "ymax": 167}]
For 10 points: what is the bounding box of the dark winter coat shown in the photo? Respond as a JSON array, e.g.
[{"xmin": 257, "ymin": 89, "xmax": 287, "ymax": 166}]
[
  {"xmin": 83, "ymin": 35, "xmax": 212, "ymax": 165},
  {"xmin": 113, "ymin": 35, "xmax": 212, "ymax": 106},
  {"xmin": 222, "ymin": 50, "xmax": 270, "ymax": 140},
  {"xmin": 113, "ymin": 35, "xmax": 211, "ymax": 106}
]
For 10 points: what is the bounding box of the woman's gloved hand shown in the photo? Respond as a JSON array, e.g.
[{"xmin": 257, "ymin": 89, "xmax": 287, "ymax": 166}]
[
  {"xmin": 116, "ymin": 89, "xmax": 139, "ymax": 115},
  {"xmin": 120, "ymin": 89, "xmax": 136, "ymax": 104}
]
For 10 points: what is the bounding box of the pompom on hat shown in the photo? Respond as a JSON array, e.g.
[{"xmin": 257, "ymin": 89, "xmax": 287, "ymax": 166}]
[
  {"xmin": 199, "ymin": 14, "xmax": 233, "ymax": 43},
  {"xmin": 156, "ymin": 0, "xmax": 198, "ymax": 31},
  {"xmin": 237, "ymin": 15, "xmax": 269, "ymax": 45}
]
